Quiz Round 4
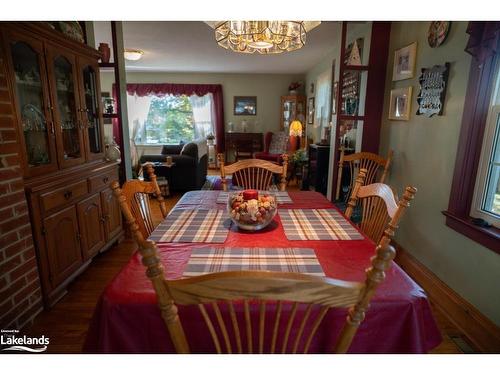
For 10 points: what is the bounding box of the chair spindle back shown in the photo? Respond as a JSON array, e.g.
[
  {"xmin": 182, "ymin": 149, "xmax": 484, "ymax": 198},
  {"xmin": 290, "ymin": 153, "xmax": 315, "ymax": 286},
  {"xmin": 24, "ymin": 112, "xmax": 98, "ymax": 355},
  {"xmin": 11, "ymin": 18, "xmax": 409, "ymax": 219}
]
[
  {"xmin": 111, "ymin": 163, "xmax": 168, "ymax": 241},
  {"xmin": 217, "ymin": 153, "xmax": 289, "ymax": 192},
  {"xmin": 336, "ymin": 149, "xmax": 393, "ymax": 201}
]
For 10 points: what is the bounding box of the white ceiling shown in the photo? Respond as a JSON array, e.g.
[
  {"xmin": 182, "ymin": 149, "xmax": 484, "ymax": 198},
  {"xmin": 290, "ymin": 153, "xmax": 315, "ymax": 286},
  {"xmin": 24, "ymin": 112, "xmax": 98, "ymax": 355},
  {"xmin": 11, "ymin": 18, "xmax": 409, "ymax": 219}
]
[{"xmin": 93, "ymin": 21, "xmax": 339, "ymax": 74}]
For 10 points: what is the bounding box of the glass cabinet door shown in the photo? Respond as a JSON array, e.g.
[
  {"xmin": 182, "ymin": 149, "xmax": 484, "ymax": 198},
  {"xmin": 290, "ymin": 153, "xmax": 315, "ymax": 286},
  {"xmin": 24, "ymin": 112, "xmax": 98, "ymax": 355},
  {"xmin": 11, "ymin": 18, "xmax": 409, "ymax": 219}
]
[
  {"xmin": 46, "ymin": 45, "xmax": 85, "ymax": 168},
  {"xmin": 79, "ymin": 60, "xmax": 104, "ymax": 160},
  {"xmin": 8, "ymin": 36, "xmax": 58, "ymax": 175},
  {"xmin": 282, "ymin": 100, "xmax": 296, "ymax": 130}
]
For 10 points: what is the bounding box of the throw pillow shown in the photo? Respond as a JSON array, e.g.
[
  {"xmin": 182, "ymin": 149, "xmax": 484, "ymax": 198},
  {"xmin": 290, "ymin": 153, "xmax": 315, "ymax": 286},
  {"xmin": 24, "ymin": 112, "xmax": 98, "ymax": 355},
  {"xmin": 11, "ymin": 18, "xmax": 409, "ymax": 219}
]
[{"xmin": 268, "ymin": 132, "xmax": 289, "ymax": 154}]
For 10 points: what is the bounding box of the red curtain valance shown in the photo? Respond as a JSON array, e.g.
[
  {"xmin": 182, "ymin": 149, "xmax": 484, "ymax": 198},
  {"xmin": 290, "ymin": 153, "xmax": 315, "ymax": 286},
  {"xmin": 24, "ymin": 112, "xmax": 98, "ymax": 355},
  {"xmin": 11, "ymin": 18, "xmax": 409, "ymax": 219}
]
[
  {"xmin": 465, "ymin": 21, "xmax": 500, "ymax": 62},
  {"xmin": 114, "ymin": 83, "xmax": 225, "ymax": 153},
  {"xmin": 126, "ymin": 83, "xmax": 222, "ymax": 98}
]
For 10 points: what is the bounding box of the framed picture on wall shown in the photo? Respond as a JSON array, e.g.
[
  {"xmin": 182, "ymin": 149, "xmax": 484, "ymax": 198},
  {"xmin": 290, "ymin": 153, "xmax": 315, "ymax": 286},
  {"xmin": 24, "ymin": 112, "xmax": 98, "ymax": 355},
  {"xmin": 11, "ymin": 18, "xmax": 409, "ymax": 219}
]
[
  {"xmin": 234, "ymin": 96, "xmax": 257, "ymax": 115},
  {"xmin": 392, "ymin": 42, "xmax": 417, "ymax": 81},
  {"xmin": 307, "ymin": 97, "xmax": 315, "ymax": 124},
  {"xmin": 388, "ymin": 87, "xmax": 413, "ymax": 121}
]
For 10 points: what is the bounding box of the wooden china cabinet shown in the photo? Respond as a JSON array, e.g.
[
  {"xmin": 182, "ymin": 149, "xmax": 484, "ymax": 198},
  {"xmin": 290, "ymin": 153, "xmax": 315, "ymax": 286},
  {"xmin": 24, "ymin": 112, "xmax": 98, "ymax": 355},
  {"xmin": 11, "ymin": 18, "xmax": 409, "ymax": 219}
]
[
  {"xmin": 280, "ymin": 95, "xmax": 306, "ymax": 133},
  {"xmin": 0, "ymin": 22, "xmax": 123, "ymax": 307}
]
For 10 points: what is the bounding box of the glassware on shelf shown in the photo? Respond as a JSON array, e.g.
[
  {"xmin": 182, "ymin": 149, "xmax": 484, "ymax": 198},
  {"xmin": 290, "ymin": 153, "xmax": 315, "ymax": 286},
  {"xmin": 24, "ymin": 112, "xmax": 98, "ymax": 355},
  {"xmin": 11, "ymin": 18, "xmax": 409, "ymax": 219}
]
[
  {"xmin": 53, "ymin": 55, "xmax": 81, "ymax": 159},
  {"xmin": 11, "ymin": 41, "xmax": 52, "ymax": 167}
]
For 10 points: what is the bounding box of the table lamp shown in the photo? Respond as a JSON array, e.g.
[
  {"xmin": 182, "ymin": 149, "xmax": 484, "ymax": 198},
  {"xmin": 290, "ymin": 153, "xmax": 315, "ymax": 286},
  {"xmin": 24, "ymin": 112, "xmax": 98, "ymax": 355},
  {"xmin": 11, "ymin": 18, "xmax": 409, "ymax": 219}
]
[{"xmin": 289, "ymin": 120, "xmax": 303, "ymax": 152}]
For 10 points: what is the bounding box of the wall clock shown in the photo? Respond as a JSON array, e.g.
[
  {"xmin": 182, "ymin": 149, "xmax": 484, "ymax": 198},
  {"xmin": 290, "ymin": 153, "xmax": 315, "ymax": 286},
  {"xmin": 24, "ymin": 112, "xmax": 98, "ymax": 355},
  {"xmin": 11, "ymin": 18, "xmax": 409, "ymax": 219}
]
[{"xmin": 427, "ymin": 22, "xmax": 451, "ymax": 48}]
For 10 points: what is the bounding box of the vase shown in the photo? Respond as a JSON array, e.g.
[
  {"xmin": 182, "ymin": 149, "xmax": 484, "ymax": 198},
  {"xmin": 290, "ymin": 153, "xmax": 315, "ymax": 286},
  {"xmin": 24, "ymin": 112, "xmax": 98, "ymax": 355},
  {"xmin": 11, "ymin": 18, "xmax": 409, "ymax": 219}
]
[
  {"xmin": 289, "ymin": 90, "xmax": 297, "ymax": 95},
  {"xmin": 98, "ymin": 43, "xmax": 111, "ymax": 63},
  {"xmin": 105, "ymin": 139, "xmax": 121, "ymax": 162}
]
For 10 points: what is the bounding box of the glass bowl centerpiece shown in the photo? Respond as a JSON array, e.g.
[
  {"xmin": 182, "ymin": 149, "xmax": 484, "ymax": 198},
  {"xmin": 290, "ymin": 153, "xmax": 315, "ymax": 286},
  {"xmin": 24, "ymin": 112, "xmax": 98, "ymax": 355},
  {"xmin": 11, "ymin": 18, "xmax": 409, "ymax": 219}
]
[{"xmin": 228, "ymin": 189, "xmax": 277, "ymax": 231}]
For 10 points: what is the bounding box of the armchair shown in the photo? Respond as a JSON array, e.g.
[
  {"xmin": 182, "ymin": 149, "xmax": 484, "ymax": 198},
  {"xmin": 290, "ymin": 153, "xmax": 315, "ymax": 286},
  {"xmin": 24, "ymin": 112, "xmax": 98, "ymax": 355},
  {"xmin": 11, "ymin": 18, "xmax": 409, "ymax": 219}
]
[
  {"xmin": 140, "ymin": 140, "xmax": 208, "ymax": 191},
  {"xmin": 254, "ymin": 131, "xmax": 289, "ymax": 163}
]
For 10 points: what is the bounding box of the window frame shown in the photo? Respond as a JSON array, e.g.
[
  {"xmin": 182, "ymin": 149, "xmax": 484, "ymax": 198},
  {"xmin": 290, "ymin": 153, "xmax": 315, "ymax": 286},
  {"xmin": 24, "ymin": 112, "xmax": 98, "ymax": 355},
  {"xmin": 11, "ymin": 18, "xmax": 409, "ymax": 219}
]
[
  {"xmin": 443, "ymin": 22, "xmax": 500, "ymax": 254},
  {"xmin": 471, "ymin": 101, "xmax": 500, "ymax": 228}
]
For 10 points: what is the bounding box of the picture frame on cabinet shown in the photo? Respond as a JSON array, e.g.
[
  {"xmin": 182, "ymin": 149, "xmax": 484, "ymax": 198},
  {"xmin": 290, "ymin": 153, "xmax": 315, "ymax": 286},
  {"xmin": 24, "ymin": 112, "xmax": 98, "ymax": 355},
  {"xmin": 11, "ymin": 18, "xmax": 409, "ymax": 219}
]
[
  {"xmin": 307, "ymin": 97, "xmax": 315, "ymax": 124},
  {"xmin": 389, "ymin": 87, "xmax": 413, "ymax": 121},
  {"xmin": 392, "ymin": 42, "xmax": 417, "ymax": 81}
]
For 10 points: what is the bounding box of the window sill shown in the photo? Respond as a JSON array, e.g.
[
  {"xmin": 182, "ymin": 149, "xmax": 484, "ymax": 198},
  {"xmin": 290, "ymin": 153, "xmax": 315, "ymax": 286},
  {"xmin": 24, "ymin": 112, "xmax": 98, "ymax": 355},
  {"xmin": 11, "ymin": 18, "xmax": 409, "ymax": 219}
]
[{"xmin": 442, "ymin": 211, "xmax": 500, "ymax": 254}]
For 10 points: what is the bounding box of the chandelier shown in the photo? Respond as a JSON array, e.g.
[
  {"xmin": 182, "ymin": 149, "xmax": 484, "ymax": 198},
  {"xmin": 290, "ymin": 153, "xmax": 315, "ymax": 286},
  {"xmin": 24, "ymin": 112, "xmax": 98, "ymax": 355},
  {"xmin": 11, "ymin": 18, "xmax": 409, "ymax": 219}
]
[{"xmin": 208, "ymin": 21, "xmax": 320, "ymax": 54}]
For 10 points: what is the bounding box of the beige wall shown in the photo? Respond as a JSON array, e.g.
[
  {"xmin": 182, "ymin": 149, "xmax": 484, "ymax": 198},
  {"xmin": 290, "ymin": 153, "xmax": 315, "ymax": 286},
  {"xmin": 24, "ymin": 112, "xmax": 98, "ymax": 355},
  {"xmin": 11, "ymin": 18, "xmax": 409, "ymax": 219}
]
[
  {"xmin": 379, "ymin": 21, "xmax": 500, "ymax": 325},
  {"xmin": 100, "ymin": 71, "xmax": 304, "ymax": 136}
]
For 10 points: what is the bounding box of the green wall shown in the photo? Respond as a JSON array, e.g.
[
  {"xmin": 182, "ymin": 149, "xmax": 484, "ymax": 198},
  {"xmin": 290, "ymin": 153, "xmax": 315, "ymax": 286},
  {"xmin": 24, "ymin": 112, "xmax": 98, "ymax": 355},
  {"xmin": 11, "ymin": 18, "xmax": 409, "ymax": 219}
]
[
  {"xmin": 379, "ymin": 21, "xmax": 500, "ymax": 325},
  {"xmin": 100, "ymin": 71, "xmax": 304, "ymax": 135}
]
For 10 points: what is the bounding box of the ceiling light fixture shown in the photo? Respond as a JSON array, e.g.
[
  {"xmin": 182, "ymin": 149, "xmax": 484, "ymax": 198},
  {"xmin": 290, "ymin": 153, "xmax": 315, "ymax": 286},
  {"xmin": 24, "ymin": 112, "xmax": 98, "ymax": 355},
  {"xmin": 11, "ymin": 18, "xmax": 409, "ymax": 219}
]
[
  {"xmin": 206, "ymin": 21, "xmax": 321, "ymax": 54},
  {"xmin": 124, "ymin": 49, "xmax": 144, "ymax": 61}
]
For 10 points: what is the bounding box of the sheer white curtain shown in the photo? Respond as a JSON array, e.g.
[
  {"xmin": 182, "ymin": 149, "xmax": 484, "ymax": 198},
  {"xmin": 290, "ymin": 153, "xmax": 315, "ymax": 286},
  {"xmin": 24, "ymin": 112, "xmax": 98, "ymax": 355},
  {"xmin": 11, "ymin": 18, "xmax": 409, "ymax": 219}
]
[
  {"xmin": 315, "ymin": 69, "xmax": 331, "ymax": 128},
  {"xmin": 127, "ymin": 94, "xmax": 153, "ymax": 170},
  {"xmin": 189, "ymin": 93, "xmax": 215, "ymax": 140}
]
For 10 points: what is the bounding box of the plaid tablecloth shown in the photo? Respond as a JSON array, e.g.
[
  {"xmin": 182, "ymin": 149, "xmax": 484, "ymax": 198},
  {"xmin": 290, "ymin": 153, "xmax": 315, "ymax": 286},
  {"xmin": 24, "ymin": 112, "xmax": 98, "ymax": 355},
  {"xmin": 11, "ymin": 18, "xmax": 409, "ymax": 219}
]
[
  {"xmin": 148, "ymin": 209, "xmax": 230, "ymax": 243},
  {"xmin": 280, "ymin": 209, "xmax": 364, "ymax": 241},
  {"xmin": 183, "ymin": 247, "xmax": 324, "ymax": 277},
  {"xmin": 217, "ymin": 191, "xmax": 293, "ymax": 204}
]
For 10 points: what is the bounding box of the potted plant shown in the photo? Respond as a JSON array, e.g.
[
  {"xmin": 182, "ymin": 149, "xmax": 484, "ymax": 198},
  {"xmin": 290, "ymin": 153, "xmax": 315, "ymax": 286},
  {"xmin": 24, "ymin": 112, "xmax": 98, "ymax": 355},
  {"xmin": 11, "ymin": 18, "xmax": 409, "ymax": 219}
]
[{"xmin": 292, "ymin": 148, "xmax": 307, "ymax": 167}]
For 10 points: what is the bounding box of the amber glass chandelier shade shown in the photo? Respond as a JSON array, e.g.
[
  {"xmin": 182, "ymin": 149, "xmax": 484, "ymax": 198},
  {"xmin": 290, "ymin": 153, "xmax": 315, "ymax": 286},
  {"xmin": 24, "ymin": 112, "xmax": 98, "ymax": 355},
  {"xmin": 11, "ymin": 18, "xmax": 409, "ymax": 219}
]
[{"xmin": 214, "ymin": 21, "xmax": 309, "ymax": 54}]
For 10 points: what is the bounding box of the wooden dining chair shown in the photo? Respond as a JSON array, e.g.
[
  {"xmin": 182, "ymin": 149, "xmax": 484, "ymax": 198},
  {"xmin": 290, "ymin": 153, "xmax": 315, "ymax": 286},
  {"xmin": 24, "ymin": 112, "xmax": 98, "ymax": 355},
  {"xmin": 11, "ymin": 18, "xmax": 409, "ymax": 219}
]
[
  {"xmin": 110, "ymin": 163, "xmax": 168, "ymax": 242},
  {"xmin": 344, "ymin": 168, "xmax": 417, "ymax": 244},
  {"xmin": 335, "ymin": 148, "xmax": 394, "ymax": 201},
  {"xmin": 133, "ymin": 189, "xmax": 414, "ymax": 354},
  {"xmin": 217, "ymin": 153, "xmax": 289, "ymax": 192}
]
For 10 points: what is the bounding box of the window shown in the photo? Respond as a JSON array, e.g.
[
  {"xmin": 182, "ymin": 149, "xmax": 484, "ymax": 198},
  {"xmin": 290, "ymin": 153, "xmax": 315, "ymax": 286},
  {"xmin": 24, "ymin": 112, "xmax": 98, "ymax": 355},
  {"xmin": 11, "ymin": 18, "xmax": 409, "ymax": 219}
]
[
  {"xmin": 127, "ymin": 93, "xmax": 214, "ymax": 145},
  {"xmin": 471, "ymin": 59, "xmax": 500, "ymax": 228},
  {"xmin": 444, "ymin": 22, "xmax": 500, "ymax": 253}
]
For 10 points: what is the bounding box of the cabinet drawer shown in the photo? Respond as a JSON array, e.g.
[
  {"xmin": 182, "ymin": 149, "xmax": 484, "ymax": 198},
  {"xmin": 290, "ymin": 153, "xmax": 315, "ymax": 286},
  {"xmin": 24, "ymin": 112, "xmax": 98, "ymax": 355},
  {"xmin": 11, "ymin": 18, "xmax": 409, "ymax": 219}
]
[
  {"xmin": 89, "ymin": 170, "xmax": 118, "ymax": 193},
  {"xmin": 40, "ymin": 180, "xmax": 88, "ymax": 212}
]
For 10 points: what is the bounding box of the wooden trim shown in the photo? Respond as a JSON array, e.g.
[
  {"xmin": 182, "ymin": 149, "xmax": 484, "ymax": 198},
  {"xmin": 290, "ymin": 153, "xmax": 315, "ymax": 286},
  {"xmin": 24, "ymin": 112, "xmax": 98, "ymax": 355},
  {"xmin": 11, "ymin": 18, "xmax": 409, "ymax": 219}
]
[
  {"xmin": 110, "ymin": 21, "xmax": 126, "ymax": 183},
  {"xmin": 394, "ymin": 242, "xmax": 500, "ymax": 353},
  {"xmin": 6, "ymin": 22, "xmax": 100, "ymax": 59},
  {"xmin": 444, "ymin": 22, "xmax": 499, "ymax": 253},
  {"xmin": 331, "ymin": 22, "xmax": 391, "ymax": 201},
  {"xmin": 443, "ymin": 211, "xmax": 500, "ymax": 253}
]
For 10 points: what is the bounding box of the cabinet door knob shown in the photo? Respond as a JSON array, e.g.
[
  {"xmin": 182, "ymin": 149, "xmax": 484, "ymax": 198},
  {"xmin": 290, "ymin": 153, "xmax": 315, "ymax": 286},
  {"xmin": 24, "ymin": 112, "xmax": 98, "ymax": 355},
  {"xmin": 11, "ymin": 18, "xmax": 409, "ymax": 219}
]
[
  {"xmin": 103, "ymin": 177, "xmax": 109, "ymax": 183},
  {"xmin": 63, "ymin": 190, "xmax": 73, "ymax": 199}
]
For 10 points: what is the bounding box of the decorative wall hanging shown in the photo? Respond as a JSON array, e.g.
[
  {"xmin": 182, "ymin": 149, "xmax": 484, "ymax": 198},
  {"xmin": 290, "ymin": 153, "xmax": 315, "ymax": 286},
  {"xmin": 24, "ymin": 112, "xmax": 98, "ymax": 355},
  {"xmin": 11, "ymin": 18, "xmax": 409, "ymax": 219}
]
[
  {"xmin": 427, "ymin": 22, "xmax": 451, "ymax": 48},
  {"xmin": 307, "ymin": 97, "xmax": 315, "ymax": 124},
  {"xmin": 233, "ymin": 96, "xmax": 257, "ymax": 115},
  {"xmin": 389, "ymin": 87, "xmax": 413, "ymax": 121},
  {"xmin": 416, "ymin": 63, "xmax": 450, "ymax": 117},
  {"xmin": 341, "ymin": 39, "xmax": 363, "ymax": 115},
  {"xmin": 392, "ymin": 42, "xmax": 417, "ymax": 81}
]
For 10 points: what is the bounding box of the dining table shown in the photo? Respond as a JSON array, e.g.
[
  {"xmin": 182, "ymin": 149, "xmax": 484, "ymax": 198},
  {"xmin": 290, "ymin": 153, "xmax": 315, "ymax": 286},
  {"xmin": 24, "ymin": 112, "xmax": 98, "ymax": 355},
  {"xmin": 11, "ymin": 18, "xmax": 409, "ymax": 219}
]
[{"xmin": 83, "ymin": 190, "xmax": 442, "ymax": 353}]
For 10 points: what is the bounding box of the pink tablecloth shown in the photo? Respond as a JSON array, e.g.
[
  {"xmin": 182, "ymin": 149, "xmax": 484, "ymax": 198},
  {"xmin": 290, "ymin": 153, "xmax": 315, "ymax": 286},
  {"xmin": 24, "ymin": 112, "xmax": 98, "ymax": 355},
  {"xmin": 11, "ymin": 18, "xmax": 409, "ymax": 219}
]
[{"xmin": 83, "ymin": 191, "xmax": 441, "ymax": 353}]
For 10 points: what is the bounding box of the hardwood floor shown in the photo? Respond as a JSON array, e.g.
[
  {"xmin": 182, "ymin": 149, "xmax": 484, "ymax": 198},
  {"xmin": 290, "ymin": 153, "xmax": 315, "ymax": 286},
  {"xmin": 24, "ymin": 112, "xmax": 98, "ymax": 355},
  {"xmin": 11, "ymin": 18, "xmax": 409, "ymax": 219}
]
[{"xmin": 21, "ymin": 180, "xmax": 475, "ymax": 354}]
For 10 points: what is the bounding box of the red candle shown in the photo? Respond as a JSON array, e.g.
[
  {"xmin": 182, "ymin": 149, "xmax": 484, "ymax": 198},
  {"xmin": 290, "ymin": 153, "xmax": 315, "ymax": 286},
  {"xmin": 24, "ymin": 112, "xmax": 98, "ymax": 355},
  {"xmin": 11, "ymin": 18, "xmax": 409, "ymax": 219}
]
[{"xmin": 243, "ymin": 189, "xmax": 258, "ymax": 201}]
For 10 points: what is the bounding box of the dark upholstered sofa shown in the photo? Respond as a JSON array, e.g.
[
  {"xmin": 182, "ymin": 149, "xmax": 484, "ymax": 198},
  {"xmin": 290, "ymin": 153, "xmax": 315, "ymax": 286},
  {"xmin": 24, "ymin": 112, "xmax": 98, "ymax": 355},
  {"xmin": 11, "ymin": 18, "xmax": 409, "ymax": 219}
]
[{"xmin": 140, "ymin": 140, "xmax": 208, "ymax": 191}]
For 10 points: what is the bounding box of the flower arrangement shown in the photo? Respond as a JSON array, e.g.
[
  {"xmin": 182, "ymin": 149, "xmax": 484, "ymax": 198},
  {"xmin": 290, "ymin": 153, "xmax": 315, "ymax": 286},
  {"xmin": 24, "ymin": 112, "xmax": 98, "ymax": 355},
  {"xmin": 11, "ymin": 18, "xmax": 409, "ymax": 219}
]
[
  {"xmin": 228, "ymin": 190, "xmax": 277, "ymax": 230},
  {"xmin": 288, "ymin": 81, "xmax": 303, "ymax": 92}
]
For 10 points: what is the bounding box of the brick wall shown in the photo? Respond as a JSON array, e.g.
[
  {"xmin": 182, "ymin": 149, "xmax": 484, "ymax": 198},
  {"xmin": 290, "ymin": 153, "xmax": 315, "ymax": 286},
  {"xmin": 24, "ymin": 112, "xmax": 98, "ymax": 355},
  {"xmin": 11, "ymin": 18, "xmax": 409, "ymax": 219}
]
[{"xmin": 0, "ymin": 38, "xmax": 43, "ymax": 329}]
